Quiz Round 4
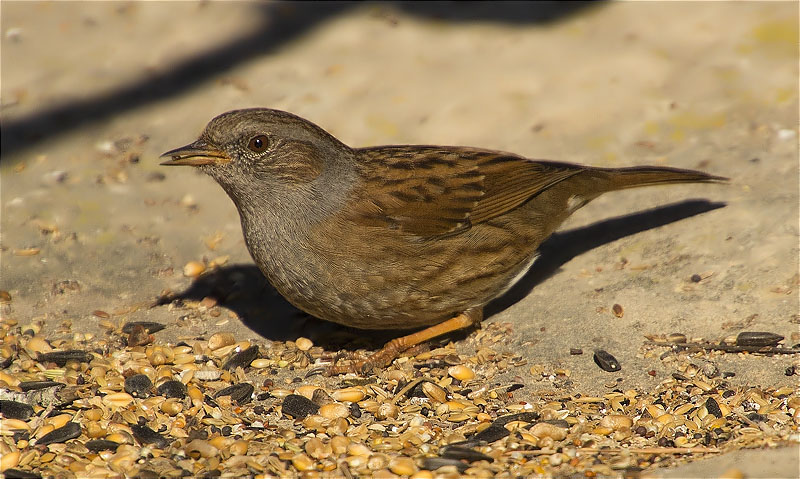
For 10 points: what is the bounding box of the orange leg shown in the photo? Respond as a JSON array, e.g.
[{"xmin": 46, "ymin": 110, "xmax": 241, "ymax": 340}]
[{"xmin": 324, "ymin": 308, "xmax": 483, "ymax": 376}]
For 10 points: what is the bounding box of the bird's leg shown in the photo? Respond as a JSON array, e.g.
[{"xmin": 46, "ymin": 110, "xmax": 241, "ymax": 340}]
[{"xmin": 324, "ymin": 308, "xmax": 483, "ymax": 376}]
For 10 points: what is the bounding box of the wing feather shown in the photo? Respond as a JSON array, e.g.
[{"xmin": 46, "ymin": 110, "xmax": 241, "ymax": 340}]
[{"xmin": 348, "ymin": 146, "xmax": 584, "ymax": 237}]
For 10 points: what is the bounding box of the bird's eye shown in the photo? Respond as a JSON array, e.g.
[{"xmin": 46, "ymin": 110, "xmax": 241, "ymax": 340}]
[{"xmin": 247, "ymin": 135, "xmax": 269, "ymax": 153}]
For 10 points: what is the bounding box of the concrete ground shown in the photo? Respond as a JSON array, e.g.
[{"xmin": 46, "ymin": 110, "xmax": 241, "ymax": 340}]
[{"xmin": 2, "ymin": 2, "xmax": 798, "ymax": 477}]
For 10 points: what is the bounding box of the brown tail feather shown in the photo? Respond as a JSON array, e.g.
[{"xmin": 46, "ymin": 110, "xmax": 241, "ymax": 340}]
[{"xmin": 596, "ymin": 166, "xmax": 728, "ymax": 192}]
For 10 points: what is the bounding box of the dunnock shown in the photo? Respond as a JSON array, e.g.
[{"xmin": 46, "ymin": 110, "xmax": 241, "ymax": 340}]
[{"xmin": 162, "ymin": 108, "xmax": 726, "ymax": 374}]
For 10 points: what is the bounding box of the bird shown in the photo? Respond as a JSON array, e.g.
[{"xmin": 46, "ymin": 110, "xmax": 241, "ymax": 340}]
[{"xmin": 161, "ymin": 108, "xmax": 726, "ymax": 374}]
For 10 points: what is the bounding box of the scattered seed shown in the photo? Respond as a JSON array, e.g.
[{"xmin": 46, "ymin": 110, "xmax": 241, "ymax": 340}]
[
  {"xmin": 705, "ymin": 397, "xmax": 723, "ymax": 418},
  {"xmin": 222, "ymin": 345, "xmax": 259, "ymax": 371},
  {"xmin": 529, "ymin": 421, "xmax": 568, "ymax": 440},
  {"xmin": 85, "ymin": 439, "xmax": 121, "ymax": 452},
  {"xmin": 599, "ymin": 415, "xmax": 633, "ymax": 431},
  {"xmin": 332, "ymin": 387, "xmax": 366, "ymax": 403},
  {"xmin": 612, "ymin": 304, "xmax": 624, "ymax": 317},
  {"xmin": 295, "ymin": 337, "xmax": 313, "ymax": 351},
  {"xmin": 123, "ymin": 374, "xmax": 152, "ymax": 397},
  {"xmin": 121, "ymin": 322, "xmax": 166, "ymax": 334},
  {"xmin": 736, "ymin": 332, "xmax": 783, "ymax": 347},
  {"xmin": 667, "ymin": 333, "xmax": 687, "ymax": 344},
  {"xmin": 208, "ymin": 332, "xmax": 235, "ymax": 351},
  {"xmin": 282, "ymin": 394, "xmax": 320, "ymax": 419},
  {"xmin": 37, "ymin": 350, "xmax": 92, "ymax": 366},
  {"xmin": 13, "ymin": 248, "xmax": 40, "ymax": 256},
  {"xmin": 388, "ymin": 456, "xmax": 417, "ymax": 476},
  {"xmin": 440, "ymin": 445, "xmax": 494, "ymax": 463},
  {"xmin": 156, "ymin": 380, "xmax": 187, "ymax": 399},
  {"xmin": 132, "ymin": 424, "xmax": 168, "ymax": 448},
  {"xmin": 319, "ymin": 402, "xmax": 350, "ymax": 420},
  {"xmin": 569, "ymin": 348, "xmax": 583, "ymax": 355},
  {"xmin": 183, "ymin": 261, "xmax": 206, "ymax": 278},
  {"xmin": 419, "ymin": 457, "xmax": 469, "ymax": 473},
  {"xmin": 36, "ymin": 422, "xmax": 81, "ymax": 446},
  {"xmin": 215, "ymin": 383, "xmax": 254, "ymax": 405},
  {"xmin": 593, "ymin": 350, "xmax": 621, "ymax": 372},
  {"xmin": 0, "ymin": 400, "xmax": 34, "ymax": 420},
  {"xmin": 447, "ymin": 364, "xmax": 475, "ymax": 381}
]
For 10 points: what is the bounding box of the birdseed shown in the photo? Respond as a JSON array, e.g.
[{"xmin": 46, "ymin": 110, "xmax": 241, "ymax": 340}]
[{"xmin": 0, "ymin": 318, "xmax": 797, "ymax": 478}]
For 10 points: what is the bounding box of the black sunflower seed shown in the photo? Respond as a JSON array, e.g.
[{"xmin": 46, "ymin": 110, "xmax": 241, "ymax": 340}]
[
  {"xmin": 0, "ymin": 400, "xmax": 34, "ymax": 420},
  {"xmin": 440, "ymin": 445, "xmax": 494, "ymax": 463},
  {"xmin": 214, "ymin": 383, "xmax": 254, "ymax": 405},
  {"xmin": 121, "ymin": 321, "xmax": 166, "ymax": 334},
  {"xmin": 19, "ymin": 380, "xmax": 61, "ymax": 392},
  {"xmin": 222, "ymin": 345, "xmax": 259, "ymax": 371},
  {"xmin": 735, "ymin": 331, "xmax": 783, "ymax": 347},
  {"xmin": 281, "ymin": 394, "xmax": 319, "ymax": 419},
  {"xmin": 593, "ymin": 349, "xmax": 621, "ymax": 372},
  {"xmin": 124, "ymin": 374, "xmax": 153, "ymax": 397},
  {"xmin": 132, "ymin": 424, "xmax": 168, "ymax": 448},
  {"xmin": 85, "ymin": 439, "xmax": 121, "ymax": 452},
  {"xmin": 420, "ymin": 457, "xmax": 470, "ymax": 473},
  {"xmin": 156, "ymin": 380, "xmax": 187, "ymax": 399},
  {"xmin": 705, "ymin": 397, "xmax": 723, "ymax": 418},
  {"xmin": 2, "ymin": 469, "xmax": 42, "ymax": 479},
  {"xmin": 37, "ymin": 422, "xmax": 81, "ymax": 445},
  {"xmin": 37, "ymin": 350, "xmax": 92, "ymax": 366}
]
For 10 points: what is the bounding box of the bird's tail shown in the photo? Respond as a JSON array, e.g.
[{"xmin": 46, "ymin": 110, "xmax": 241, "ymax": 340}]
[{"xmin": 593, "ymin": 165, "xmax": 728, "ymax": 192}]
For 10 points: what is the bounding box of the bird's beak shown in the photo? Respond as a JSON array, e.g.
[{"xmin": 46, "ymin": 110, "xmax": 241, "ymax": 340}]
[{"xmin": 160, "ymin": 140, "xmax": 231, "ymax": 167}]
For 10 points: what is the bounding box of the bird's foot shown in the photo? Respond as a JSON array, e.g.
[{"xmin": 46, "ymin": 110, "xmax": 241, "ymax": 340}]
[{"xmin": 308, "ymin": 309, "xmax": 482, "ymax": 377}]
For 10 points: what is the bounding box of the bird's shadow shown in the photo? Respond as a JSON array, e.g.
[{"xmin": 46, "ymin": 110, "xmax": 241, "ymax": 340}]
[{"xmin": 166, "ymin": 199, "xmax": 725, "ymax": 352}]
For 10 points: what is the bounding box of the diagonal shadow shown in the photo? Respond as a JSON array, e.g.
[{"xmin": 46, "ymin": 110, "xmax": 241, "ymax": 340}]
[
  {"xmin": 165, "ymin": 198, "xmax": 725, "ymax": 351},
  {"xmin": 0, "ymin": 1, "xmax": 599, "ymax": 161},
  {"xmin": 486, "ymin": 199, "xmax": 727, "ymax": 316}
]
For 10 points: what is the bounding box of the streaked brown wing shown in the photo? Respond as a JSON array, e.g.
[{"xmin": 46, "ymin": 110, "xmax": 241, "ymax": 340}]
[{"xmin": 350, "ymin": 146, "xmax": 584, "ymax": 237}]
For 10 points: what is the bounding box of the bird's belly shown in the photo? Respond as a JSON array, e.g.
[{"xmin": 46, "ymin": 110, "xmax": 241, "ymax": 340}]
[{"xmin": 247, "ymin": 219, "xmax": 542, "ymax": 330}]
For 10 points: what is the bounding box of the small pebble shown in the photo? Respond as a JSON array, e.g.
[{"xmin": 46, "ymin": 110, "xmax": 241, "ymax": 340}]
[
  {"xmin": 612, "ymin": 303, "xmax": 624, "ymax": 317},
  {"xmin": 593, "ymin": 350, "xmax": 621, "ymax": 372},
  {"xmin": 569, "ymin": 348, "xmax": 583, "ymax": 355}
]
